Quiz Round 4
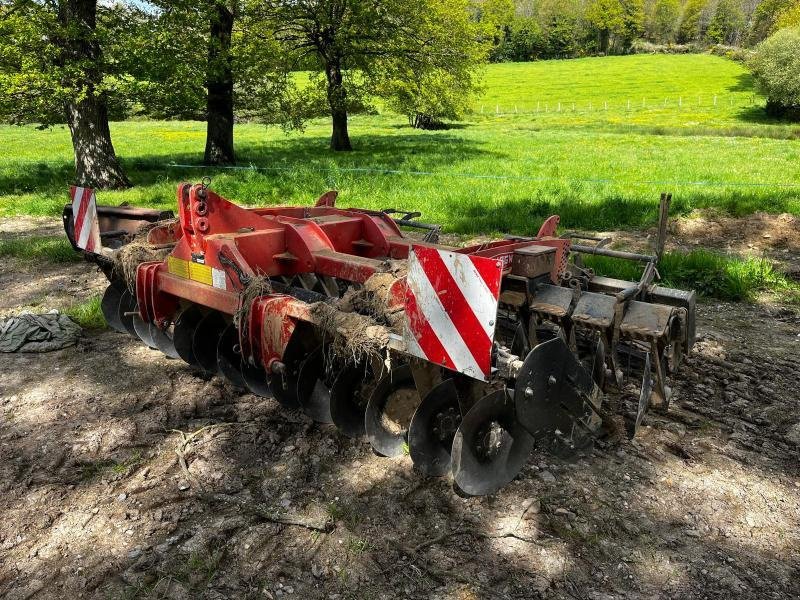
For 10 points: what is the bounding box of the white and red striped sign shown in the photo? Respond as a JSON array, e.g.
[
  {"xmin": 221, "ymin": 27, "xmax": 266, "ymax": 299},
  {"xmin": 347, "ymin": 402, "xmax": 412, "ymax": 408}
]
[
  {"xmin": 70, "ymin": 186, "xmax": 101, "ymax": 252},
  {"xmin": 404, "ymin": 245, "xmax": 503, "ymax": 380}
]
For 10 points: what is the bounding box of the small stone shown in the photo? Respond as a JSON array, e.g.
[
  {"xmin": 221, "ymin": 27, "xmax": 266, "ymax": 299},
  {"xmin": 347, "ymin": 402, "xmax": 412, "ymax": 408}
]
[
  {"xmin": 117, "ymin": 493, "xmax": 127, "ymax": 502},
  {"xmin": 785, "ymin": 423, "xmax": 800, "ymax": 446},
  {"xmin": 127, "ymin": 548, "xmax": 142, "ymax": 559},
  {"xmin": 311, "ymin": 563, "xmax": 324, "ymax": 578},
  {"xmin": 539, "ymin": 470, "xmax": 556, "ymax": 483},
  {"xmin": 686, "ymin": 529, "xmax": 701, "ymax": 538},
  {"xmin": 521, "ymin": 497, "xmax": 541, "ymax": 515},
  {"xmin": 178, "ymin": 482, "xmax": 190, "ymax": 491}
]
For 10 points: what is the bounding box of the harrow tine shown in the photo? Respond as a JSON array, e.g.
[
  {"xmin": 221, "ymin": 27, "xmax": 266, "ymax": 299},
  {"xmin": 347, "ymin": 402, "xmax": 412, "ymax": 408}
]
[
  {"xmin": 365, "ymin": 365, "xmax": 420, "ymax": 457},
  {"xmin": 133, "ymin": 313, "xmax": 158, "ymax": 349},
  {"xmin": 451, "ymin": 389, "xmax": 534, "ymax": 496},
  {"xmin": 635, "ymin": 353, "xmax": 653, "ymax": 435},
  {"xmin": 408, "ymin": 378, "xmax": 462, "ymax": 477},
  {"xmin": 117, "ymin": 290, "xmax": 138, "ymax": 337},
  {"xmin": 172, "ymin": 305, "xmax": 205, "ymax": 368},
  {"xmin": 191, "ymin": 311, "xmax": 226, "ymax": 375},
  {"xmin": 296, "ymin": 345, "xmax": 334, "ymax": 424},
  {"xmin": 330, "ymin": 360, "xmax": 374, "ymax": 438},
  {"xmin": 100, "ymin": 284, "xmax": 126, "ymax": 333},
  {"xmin": 217, "ymin": 323, "xmax": 246, "ymax": 388},
  {"xmin": 149, "ymin": 321, "xmax": 180, "ymax": 359}
]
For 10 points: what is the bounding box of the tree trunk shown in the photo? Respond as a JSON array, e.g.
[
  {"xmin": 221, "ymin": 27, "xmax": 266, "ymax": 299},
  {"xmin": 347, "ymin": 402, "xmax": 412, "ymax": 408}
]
[
  {"xmin": 58, "ymin": 0, "xmax": 130, "ymax": 189},
  {"xmin": 325, "ymin": 59, "xmax": 352, "ymax": 151},
  {"xmin": 204, "ymin": 3, "xmax": 235, "ymax": 165},
  {"xmin": 599, "ymin": 29, "xmax": 610, "ymax": 54},
  {"xmin": 67, "ymin": 95, "xmax": 131, "ymax": 189}
]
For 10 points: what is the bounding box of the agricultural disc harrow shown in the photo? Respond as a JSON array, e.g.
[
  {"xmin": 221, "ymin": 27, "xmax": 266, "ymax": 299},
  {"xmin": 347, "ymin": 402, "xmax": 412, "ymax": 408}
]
[{"xmin": 65, "ymin": 183, "xmax": 695, "ymax": 495}]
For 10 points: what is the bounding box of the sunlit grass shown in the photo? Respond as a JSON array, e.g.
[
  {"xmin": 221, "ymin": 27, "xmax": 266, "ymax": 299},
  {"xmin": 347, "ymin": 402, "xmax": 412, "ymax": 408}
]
[
  {"xmin": 64, "ymin": 295, "xmax": 106, "ymax": 329},
  {"xmin": 0, "ymin": 236, "xmax": 79, "ymax": 262},
  {"xmin": 0, "ymin": 55, "xmax": 797, "ymax": 237}
]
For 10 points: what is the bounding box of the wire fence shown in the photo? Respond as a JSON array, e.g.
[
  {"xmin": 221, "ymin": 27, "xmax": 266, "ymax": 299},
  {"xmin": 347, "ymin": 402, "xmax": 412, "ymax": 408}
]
[{"xmin": 477, "ymin": 94, "xmax": 763, "ymax": 116}]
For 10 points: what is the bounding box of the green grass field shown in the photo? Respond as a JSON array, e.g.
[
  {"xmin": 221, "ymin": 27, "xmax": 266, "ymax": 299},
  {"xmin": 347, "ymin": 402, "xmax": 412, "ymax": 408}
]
[{"xmin": 2, "ymin": 54, "xmax": 799, "ymax": 236}]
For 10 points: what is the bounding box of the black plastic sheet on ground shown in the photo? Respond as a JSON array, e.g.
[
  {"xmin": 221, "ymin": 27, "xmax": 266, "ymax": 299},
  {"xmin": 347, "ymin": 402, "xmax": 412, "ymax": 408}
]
[{"xmin": 0, "ymin": 312, "xmax": 81, "ymax": 353}]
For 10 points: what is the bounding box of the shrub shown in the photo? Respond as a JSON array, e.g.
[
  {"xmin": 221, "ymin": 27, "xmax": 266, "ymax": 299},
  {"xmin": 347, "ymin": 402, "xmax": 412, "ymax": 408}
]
[{"xmin": 749, "ymin": 27, "xmax": 800, "ymax": 120}]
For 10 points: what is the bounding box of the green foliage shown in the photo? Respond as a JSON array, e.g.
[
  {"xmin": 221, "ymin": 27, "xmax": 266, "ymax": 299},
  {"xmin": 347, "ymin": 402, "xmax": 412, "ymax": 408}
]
[
  {"xmin": 750, "ymin": 27, "xmax": 800, "ymax": 118},
  {"xmin": 0, "ymin": 236, "xmax": 79, "ymax": 263},
  {"xmin": 584, "ymin": 0, "xmax": 645, "ymax": 53},
  {"xmin": 0, "ymin": 2, "xmax": 148, "ymax": 125},
  {"xmin": 645, "ymin": 0, "xmax": 680, "ymax": 43},
  {"xmin": 255, "ymin": 0, "xmax": 488, "ymax": 146},
  {"xmin": 707, "ymin": 0, "xmax": 746, "ymax": 45},
  {"xmin": 381, "ymin": 0, "xmax": 489, "ymax": 128}
]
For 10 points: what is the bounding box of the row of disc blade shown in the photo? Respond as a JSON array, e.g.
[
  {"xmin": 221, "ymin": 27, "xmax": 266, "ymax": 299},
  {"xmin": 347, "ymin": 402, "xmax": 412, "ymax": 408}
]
[{"xmin": 101, "ymin": 283, "xmax": 598, "ymax": 496}]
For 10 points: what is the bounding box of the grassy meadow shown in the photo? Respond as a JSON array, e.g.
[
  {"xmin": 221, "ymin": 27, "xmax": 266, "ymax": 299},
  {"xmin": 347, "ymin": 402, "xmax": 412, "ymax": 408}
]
[{"xmin": 1, "ymin": 54, "xmax": 798, "ymax": 303}]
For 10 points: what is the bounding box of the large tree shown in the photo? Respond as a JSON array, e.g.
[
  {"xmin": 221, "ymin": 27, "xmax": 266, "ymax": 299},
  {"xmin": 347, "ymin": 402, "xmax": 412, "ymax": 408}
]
[
  {"xmin": 254, "ymin": 0, "xmax": 486, "ymax": 151},
  {"xmin": 0, "ymin": 0, "xmax": 131, "ymax": 188},
  {"xmin": 139, "ymin": 1, "xmax": 289, "ymax": 164}
]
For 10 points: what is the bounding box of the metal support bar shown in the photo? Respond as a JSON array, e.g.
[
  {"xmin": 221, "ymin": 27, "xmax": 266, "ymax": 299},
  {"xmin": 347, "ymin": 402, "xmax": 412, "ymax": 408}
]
[{"xmin": 570, "ymin": 245, "xmax": 656, "ymax": 263}]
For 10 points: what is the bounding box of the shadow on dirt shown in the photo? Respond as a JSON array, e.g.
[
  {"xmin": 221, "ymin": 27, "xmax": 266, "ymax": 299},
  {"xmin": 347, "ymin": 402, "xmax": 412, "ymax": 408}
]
[{"xmin": 1, "ymin": 306, "xmax": 799, "ymax": 599}]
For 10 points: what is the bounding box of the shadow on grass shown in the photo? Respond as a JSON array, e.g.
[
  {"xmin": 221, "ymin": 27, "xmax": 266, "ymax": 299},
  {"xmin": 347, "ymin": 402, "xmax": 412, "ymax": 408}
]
[
  {"xmin": 0, "ymin": 131, "xmax": 499, "ymax": 197},
  {"xmin": 445, "ymin": 188, "xmax": 799, "ymax": 234}
]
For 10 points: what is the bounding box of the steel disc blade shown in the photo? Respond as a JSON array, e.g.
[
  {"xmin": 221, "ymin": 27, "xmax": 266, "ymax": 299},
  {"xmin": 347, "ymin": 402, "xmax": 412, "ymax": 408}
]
[
  {"xmin": 364, "ymin": 365, "xmax": 420, "ymax": 457},
  {"xmin": 192, "ymin": 312, "xmax": 226, "ymax": 374},
  {"xmin": 296, "ymin": 346, "xmax": 334, "ymax": 423},
  {"xmin": 117, "ymin": 290, "xmax": 138, "ymax": 337},
  {"xmin": 409, "ymin": 379, "xmax": 462, "ymax": 477},
  {"xmin": 217, "ymin": 323, "xmax": 245, "ymax": 387},
  {"xmin": 451, "ymin": 389, "xmax": 534, "ymax": 496},
  {"xmin": 241, "ymin": 360, "xmax": 271, "ymax": 397},
  {"xmin": 514, "ymin": 337, "xmax": 598, "ymax": 441},
  {"xmin": 266, "ymin": 327, "xmax": 308, "ymax": 410},
  {"xmin": 150, "ymin": 322, "xmax": 180, "ymax": 359},
  {"xmin": 101, "ymin": 285, "xmax": 126, "ymax": 333},
  {"xmin": 330, "ymin": 362, "xmax": 374, "ymax": 438},
  {"xmin": 133, "ymin": 313, "xmax": 157, "ymax": 349},
  {"xmin": 173, "ymin": 305, "xmax": 205, "ymax": 368}
]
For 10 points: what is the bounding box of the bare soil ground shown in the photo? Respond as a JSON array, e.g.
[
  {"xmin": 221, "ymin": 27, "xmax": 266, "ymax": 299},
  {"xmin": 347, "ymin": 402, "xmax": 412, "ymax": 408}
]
[{"xmin": 1, "ymin": 216, "xmax": 799, "ymax": 600}]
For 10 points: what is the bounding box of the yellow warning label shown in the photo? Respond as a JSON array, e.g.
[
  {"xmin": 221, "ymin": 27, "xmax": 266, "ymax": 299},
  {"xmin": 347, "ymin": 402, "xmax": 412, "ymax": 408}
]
[
  {"xmin": 167, "ymin": 256, "xmax": 189, "ymax": 279},
  {"xmin": 189, "ymin": 261, "xmax": 213, "ymax": 286}
]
